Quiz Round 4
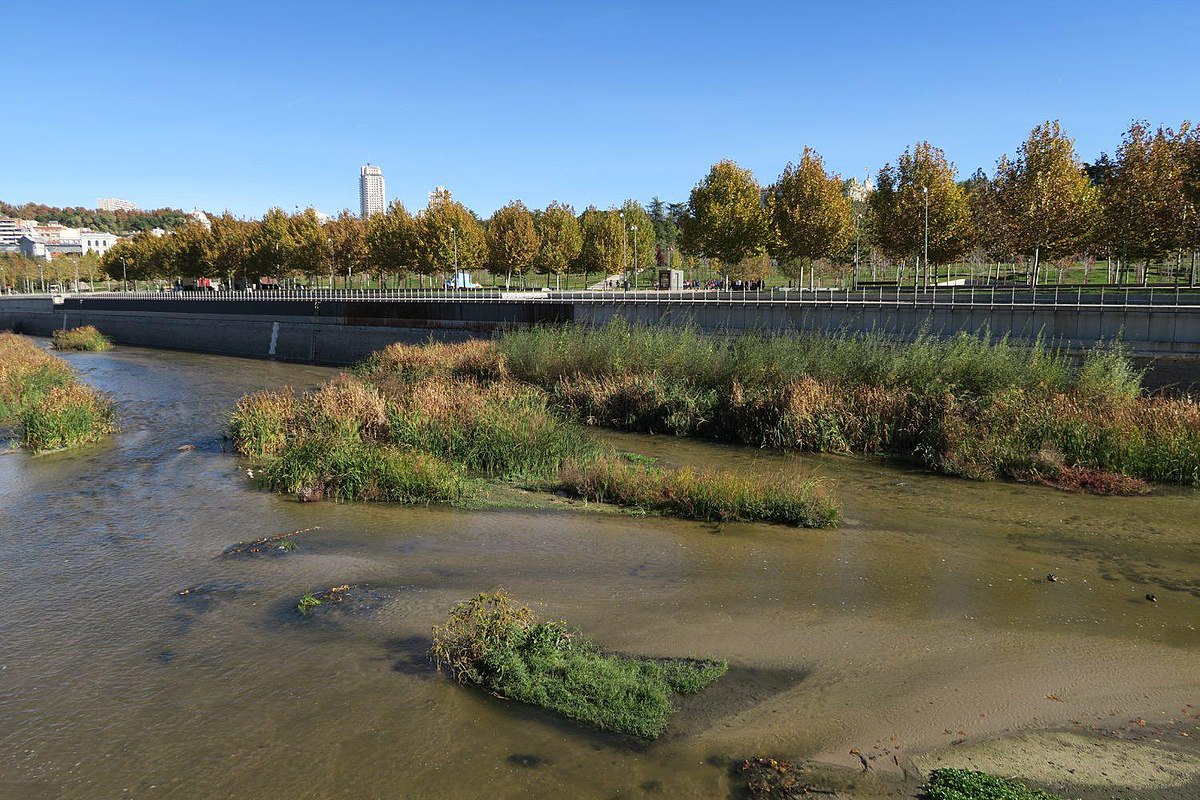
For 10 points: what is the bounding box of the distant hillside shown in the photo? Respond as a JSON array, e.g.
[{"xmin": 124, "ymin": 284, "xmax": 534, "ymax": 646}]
[{"xmin": 0, "ymin": 202, "xmax": 191, "ymax": 234}]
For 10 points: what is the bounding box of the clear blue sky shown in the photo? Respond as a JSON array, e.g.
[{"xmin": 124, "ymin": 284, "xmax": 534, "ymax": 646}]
[{"xmin": 4, "ymin": 1, "xmax": 1197, "ymax": 218}]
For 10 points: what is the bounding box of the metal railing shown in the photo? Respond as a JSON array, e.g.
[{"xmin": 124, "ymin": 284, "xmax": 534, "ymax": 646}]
[{"xmin": 32, "ymin": 284, "xmax": 1200, "ymax": 311}]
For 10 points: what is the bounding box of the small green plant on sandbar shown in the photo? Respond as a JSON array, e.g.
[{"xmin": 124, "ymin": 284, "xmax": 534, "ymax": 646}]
[
  {"xmin": 925, "ymin": 768, "xmax": 1064, "ymax": 800},
  {"xmin": 431, "ymin": 590, "xmax": 726, "ymax": 739},
  {"xmin": 296, "ymin": 592, "xmax": 323, "ymax": 615}
]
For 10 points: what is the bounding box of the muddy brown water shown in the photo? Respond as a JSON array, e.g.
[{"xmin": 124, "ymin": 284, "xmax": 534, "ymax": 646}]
[{"xmin": 2, "ymin": 342, "xmax": 1198, "ymax": 799}]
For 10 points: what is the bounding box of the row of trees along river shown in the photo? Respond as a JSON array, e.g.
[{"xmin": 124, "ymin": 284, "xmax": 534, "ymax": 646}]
[{"xmin": 2, "ymin": 118, "xmax": 1197, "ymax": 292}]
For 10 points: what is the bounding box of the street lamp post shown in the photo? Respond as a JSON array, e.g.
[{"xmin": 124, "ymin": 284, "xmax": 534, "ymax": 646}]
[
  {"xmin": 619, "ymin": 211, "xmax": 627, "ymax": 289},
  {"xmin": 630, "ymin": 224, "xmax": 638, "ymax": 290},
  {"xmin": 451, "ymin": 225, "xmax": 459, "ymax": 288},
  {"xmin": 120, "ymin": 256, "xmax": 127, "ymax": 291},
  {"xmin": 922, "ymin": 186, "xmax": 930, "ymax": 288},
  {"xmin": 854, "ymin": 213, "xmax": 862, "ymax": 288}
]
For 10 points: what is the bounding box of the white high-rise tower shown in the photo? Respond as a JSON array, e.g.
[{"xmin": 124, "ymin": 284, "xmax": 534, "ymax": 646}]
[{"xmin": 359, "ymin": 164, "xmax": 386, "ymax": 217}]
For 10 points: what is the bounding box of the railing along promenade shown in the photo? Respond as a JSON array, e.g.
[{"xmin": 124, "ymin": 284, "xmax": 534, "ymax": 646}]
[{"xmin": 29, "ymin": 284, "xmax": 1200, "ymax": 312}]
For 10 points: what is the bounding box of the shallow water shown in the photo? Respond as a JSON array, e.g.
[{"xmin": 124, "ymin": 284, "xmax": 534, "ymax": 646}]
[{"xmin": 1, "ymin": 342, "xmax": 1198, "ymax": 799}]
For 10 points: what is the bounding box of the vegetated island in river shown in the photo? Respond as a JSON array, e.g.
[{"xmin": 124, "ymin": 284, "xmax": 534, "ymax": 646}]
[
  {"xmin": 431, "ymin": 590, "xmax": 726, "ymax": 740},
  {"xmin": 0, "ymin": 332, "xmax": 115, "ymax": 452},
  {"xmin": 227, "ymin": 334, "xmax": 839, "ymax": 528},
  {"xmin": 496, "ymin": 322, "xmax": 1198, "ymax": 493},
  {"xmin": 51, "ymin": 325, "xmax": 113, "ymax": 352},
  {"xmin": 233, "ymin": 322, "xmax": 1199, "ymax": 503}
]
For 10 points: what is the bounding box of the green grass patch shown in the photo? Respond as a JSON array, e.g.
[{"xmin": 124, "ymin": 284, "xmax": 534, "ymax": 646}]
[
  {"xmin": 925, "ymin": 768, "xmax": 1064, "ymax": 800},
  {"xmin": 557, "ymin": 455, "xmax": 839, "ymax": 528},
  {"xmin": 51, "ymin": 325, "xmax": 113, "ymax": 351},
  {"xmin": 257, "ymin": 434, "xmax": 474, "ymax": 504},
  {"xmin": 431, "ymin": 591, "xmax": 726, "ymax": 739}
]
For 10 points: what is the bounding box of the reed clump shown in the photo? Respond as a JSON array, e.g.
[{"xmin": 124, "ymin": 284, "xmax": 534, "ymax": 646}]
[
  {"xmin": 0, "ymin": 333, "xmax": 114, "ymax": 451},
  {"xmin": 497, "ymin": 322, "xmax": 1200, "ymax": 492},
  {"xmin": 51, "ymin": 325, "xmax": 113, "ymax": 352},
  {"xmin": 557, "ymin": 455, "xmax": 839, "ymax": 528},
  {"xmin": 229, "ymin": 342, "xmax": 838, "ymax": 525},
  {"xmin": 431, "ymin": 590, "xmax": 727, "ymax": 739}
]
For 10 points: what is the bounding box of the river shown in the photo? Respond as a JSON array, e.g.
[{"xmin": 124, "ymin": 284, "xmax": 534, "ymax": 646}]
[{"xmin": 1, "ymin": 343, "xmax": 1198, "ymax": 799}]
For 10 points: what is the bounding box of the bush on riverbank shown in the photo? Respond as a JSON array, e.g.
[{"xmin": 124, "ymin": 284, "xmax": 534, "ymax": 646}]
[
  {"xmin": 0, "ymin": 333, "xmax": 114, "ymax": 451},
  {"xmin": 557, "ymin": 455, "xmax": 839, "ymax": 528},
  {"xmin": 431, "ymin": 591, "xmax": 727, "ymax": 739},
  {"xmin": 51, "ymin": 325, "xmax": 113, "ymax": 352},
  {"xmin": 925, "ymin": 768, "xmax": 1063, "ymax": 800},
  {"xmin": 497, "ymin": 323, "xmax": 1200, "ymax": 491}
]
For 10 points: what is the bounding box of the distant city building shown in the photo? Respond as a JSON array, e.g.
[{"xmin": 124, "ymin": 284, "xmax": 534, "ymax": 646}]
[
  {"xmin": 16, "ymin": 225, "xmax": 119, "ymax": 260},
  {"xmin": 17, "ymin": 234, "xmax": 47, "ymax": 259},
  {"xmin": 845, "ymin": 177, "xmax": 875, "ymax": 204},
  {"xmin": 0, "ymin": 216, "xmax": 20, "ymax": 246},
  {"xmin": 189, "ymin": 208, "xmax": 212, "ymax": 230},
  {"xmin": 360, "ymin": 164, "xmax": 386, "ymax": 217},
  {"xmin": 98, "ymin": 197, "xmax": 140, "ymax": 212}
]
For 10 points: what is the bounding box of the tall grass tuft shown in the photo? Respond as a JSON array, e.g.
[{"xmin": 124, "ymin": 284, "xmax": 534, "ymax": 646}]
[
  {"xmin": 51, "ymin": 325, "xmax": 113, "ymax": 352},
  {"xmin": 19, "ymin": 383, "xmax": 116, "ymax": 451},
  {"xmin": 431, "ymin": 591, "xmax": 727, "ymax": 739},
  {"xmin": 259, "ymin": 435, "xmax": 472, "ymax": 504},
  {"xmin": 557, "ymin": 455, "xmax": 840, "ymax": 528},
  {"xmin": 0, "ymin": 333, "xmax": 115, "ymax": 451},
  {"xmin": 228, "ymin": 388, "xmax": 297, "ymax": 458}
]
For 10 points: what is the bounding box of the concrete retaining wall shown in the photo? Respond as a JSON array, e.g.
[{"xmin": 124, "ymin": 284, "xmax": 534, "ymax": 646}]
[
  {"xmin": 574, "ymin": 300, "xmax": 1200, "ymax": 357},
  {"xmin": 2, "ymin": 296, "xmax": 1198, "ymax": 387}
]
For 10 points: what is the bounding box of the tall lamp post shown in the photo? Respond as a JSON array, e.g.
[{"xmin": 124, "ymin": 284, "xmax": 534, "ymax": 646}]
[
  {"xmin": 120, "ymin": 256, "xmax": 128, "ymax": 291},
  {"xmin": 450, "ymin": 225, "xmax": 459, "ymax": 288},
  {"xmin": 619, "ymin": 211, "xmax": 627, "ymax": 289},
  {"xmin": 922, "ymin": 186, "xmax": 929, "ymax": 288},
  {"xmin": 854, "ymin": 213, "xmax": 862, "ymax": 288},
  {"xmin": 630, "ymin": 224, "xmax": 638, "ymax": 289}
]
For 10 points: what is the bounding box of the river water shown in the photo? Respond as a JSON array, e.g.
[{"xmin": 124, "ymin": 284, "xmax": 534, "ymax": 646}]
[{"xmin": 1, "ymin": 343, "xmax": 1198, "ymax": 799}]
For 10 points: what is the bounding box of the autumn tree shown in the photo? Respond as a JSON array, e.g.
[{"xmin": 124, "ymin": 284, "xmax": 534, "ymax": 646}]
[
  {"xmin": 768, "ymin": 147, "xmax": 854, "ymax": 287},
  {"xmin": 285, "ymin": 209, "xmax": 331, "ymax": 284},
  {"xmin": 208, "ymin": 213, "xmax": 255, "ymax": 287},
  {"xmin": 533, "ymin": 201, "xmax": 582, "ymax": 288},
  {"xmin": 247, "ymin": 208, "xmax": 295, "ymax": 280},
  {"xmin": 577, "ymin": 206, "xmax": 624, "ymax": 283},
  {"xmin": 962, "ymin": 168, "xmax": 1009, "ymax": 273},
  {"xmin": 869, "ymin": 142, "xmax": 972, "ymax": 285},
  {"xmin": 1101, "ymin": 121, "xmax": 1191, "ymax": 284},
  {"xmin": 487, "ymin": 201, "xmax": 541, "ymax": 287},
  {"xmin": 417, "ymin": 195, "xmax": 485, "ymax": 284},
  {"xmin": 610, "ymin": 200, "xmax": 653, "ymax": 287},
  {"xmin": 994, "ymin": 121, "xmax": 1097, "ymax": 285},
  {"xmin": 367, "ymin": 200, "xmax": 418, "ymax": 284},
  {"xmin": 325, "ymin": 210, "xmax": 369, "ymax": 287},
  {"xmin": 679, "ymin": 160, "xmax": 769, "ymax": 272},
  {"xmin": 170, "ymin": 220, "xmax": 214, "ymax": 279}
]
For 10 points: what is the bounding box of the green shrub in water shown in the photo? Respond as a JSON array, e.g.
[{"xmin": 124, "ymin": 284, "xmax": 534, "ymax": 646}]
[
  {"xmin": 51, "ymin": 325, "xmax": 113, "ymax": 352},
  {"xmin": 431, "ymin": 591, "xmax": 726, "ymax": 739}
]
